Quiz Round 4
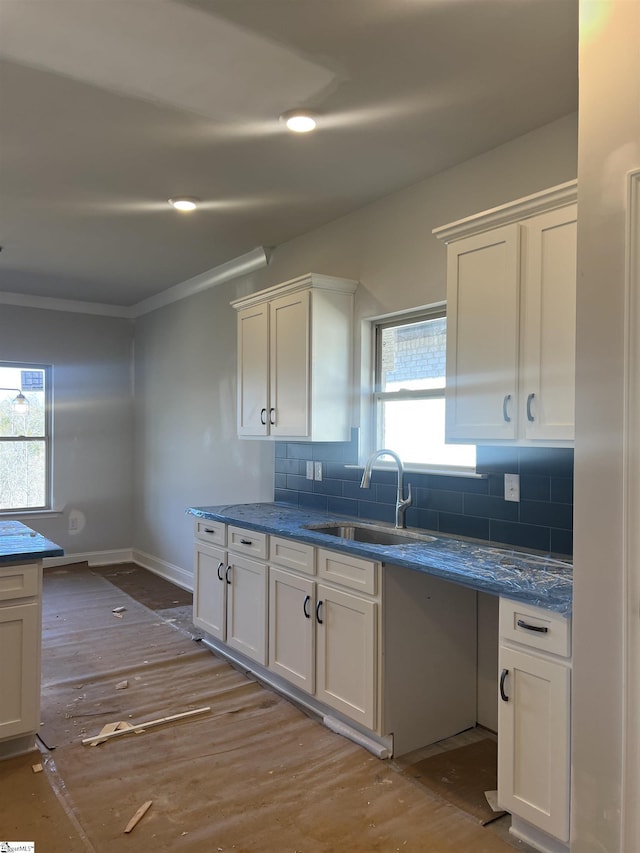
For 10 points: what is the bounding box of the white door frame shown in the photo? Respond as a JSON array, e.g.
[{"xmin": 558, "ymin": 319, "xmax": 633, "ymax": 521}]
[{"xmin": 623, "ymin": 168, "xmax": 640, "ymax": 851}]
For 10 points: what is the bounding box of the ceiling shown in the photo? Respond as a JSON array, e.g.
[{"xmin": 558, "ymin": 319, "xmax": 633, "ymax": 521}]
[{"xmin": 0, "ymin": 0, "xmax": 578, "ymax": 310}]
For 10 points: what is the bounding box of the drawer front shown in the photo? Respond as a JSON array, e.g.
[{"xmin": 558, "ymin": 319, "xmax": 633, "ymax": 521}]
[
  {"xmin": 0, "ymin": 563, "xmax": 40, "ymax": 602},
  {"xmin": 228, "ymin": 526, "xmax": 267, "ymax": 560},
  {"xmin": 194, "ymin": 519, "xmax": 226, "ymax": 547},
  {"xmin": 500, "ymin": 598, "xmax": 571, "ymax": 658},
  {"xmin": 317, "ymin": 548, "xmax": 378, "ymax": 596},
  {"xmin": 269, "ymin": 536, "xmax": 315, "ymax": 575}
]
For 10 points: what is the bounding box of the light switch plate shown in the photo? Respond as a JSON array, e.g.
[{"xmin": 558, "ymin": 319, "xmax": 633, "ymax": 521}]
[
  {"xmin": 306, "ymin": 461, "xmax": 314, "ymax": 480},
  {"xmin": 314, "ymin": 462, "xmax": 323, "ymax": 481},
  {"xmin": 504, "ymin": 473, "xmax": 520, "ymax": 502}
]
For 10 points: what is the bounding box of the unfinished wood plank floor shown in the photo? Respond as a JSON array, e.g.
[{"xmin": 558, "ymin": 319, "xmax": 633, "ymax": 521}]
[{"xmin": 0, "ymin": 564, "xmax": 533, "ymax": 852}]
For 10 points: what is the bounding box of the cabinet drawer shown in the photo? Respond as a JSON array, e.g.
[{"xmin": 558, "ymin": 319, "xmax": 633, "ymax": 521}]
[
  {"xmin": 500, "ymin": 599, "xmax": 571, "ymax": 658},
  {"xmin": 194, "ymin": 519, "xmax": 226, "ymax": 547},
  {"xmin": 228, "ymin": 526, "xmax": 267, "ymax": 559},
  {"xmin": 269, "ymin": 536, "xmax": 315, "ymax": 575},
  {"xmin": 0, "ymin": 563, "xmax": 39, "ymax": 602},
  {"xmin": 317, "ymin": 548, "xmax": 378, "ymax": 596}
]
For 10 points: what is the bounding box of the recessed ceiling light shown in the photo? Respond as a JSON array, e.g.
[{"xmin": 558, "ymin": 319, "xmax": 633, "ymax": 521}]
[
  {"xmin": 168, "ymin": 197, "xmax": 200, "ymax": 212},
  {"xmin": 281, "ymin": 110, "xmax": 317, "ymax": 133}
]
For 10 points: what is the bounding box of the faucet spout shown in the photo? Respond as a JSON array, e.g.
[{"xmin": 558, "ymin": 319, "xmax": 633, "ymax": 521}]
[{"xmin": 360, "ymin": 449, "xmax": 412, "ymax": 529}]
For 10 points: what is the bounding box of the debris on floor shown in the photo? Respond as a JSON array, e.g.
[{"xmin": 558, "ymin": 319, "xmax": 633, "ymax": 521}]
[
  {"xmin": 124, "ymin": 799, "xmax": 153, "ymax": 833},
  {"xmin": 82, "ymin": 706, "xmax": 211, "ymax": 746}
]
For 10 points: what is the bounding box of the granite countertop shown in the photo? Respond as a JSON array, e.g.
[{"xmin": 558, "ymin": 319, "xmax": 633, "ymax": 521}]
[
  {"xmin": 0, "ymin": 519, "xmax": 64, "ymax": 564},
  {"xmin": 187, "ymin": 502, "xmax": 573, "ymax": 616}
]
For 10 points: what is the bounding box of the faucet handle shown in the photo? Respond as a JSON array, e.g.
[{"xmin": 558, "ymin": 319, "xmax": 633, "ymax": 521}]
[{"xmin": 399, "ymin": 481, "xmax": 412, "ymax": 508}]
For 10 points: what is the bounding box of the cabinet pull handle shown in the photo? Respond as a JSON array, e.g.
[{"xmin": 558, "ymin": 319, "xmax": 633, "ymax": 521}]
[
  {"xmin": 269, "ymin": 407, "xmax": 276, "ymax": 425},
  {"xmin": 500, "ymin": 668, "xmax": 510, "ymax": 702},
  {"xmin": 303, "ymin": 594, "xmax": 311, "ymax": 619},
  {"xmin": 260, "ymin": 408, "xmax": 267, "ymax": 425},
  {"xmin": 204, "ymin": 527, "xmax": 214, "ymax": 534},
  {"xmin": 315, "ymin": 600, "xmax": 323, "ymax": 625},
  {"xmin": 526, "ymin": 393, "xmax": 535, "ymax": 422},
  {"xmin": 502, "ymin": 394, "xmax": 512, "ymax": 423},
  {"xmin": 217, "ymin": 561, "xmax": 224, "ymax": 581},
  {"xmin": 240, "ymin": 538, "xmax": 253, "ymax": 546},
  {"xmin": 225, "ymin": 566, "xmax": 232, "ymax": 585},
  {"xmin": 516, "ymin": 618, "xmax": 548, "ymax": 634}
]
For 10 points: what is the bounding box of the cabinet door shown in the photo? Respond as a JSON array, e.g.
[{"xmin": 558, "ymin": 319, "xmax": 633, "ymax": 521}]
[
  {"xmin": 521, "ymin": 205, "xmax": 577, "ymax": 441},
  {"xmin": 0, "ymin": 602, "xmax": 39, "ymax": 740},
  {"xmin": 269, "ymin": 289, "xmax": 310, "ymax": 438},
  {"xmin": 268, "ymin": 567, "xmax": 315, "ymax": 693},
  {"xmin": 498, "ymin": 646, "xmax": 571, "ymax": 842},
  {"xmin": 445, "ymin": 224, "xmax": 520, "ymax": 441},
  {"xmin": 237, "ymin": 303, "xmax": 269, "ymax": 436},
  {"xmin": 193, "ymin": 543, "xmax": 227, "ymax": 640},
  {"xmin": 226, "ymin": 554, "xmax": 268, "ymax": 665},
  {"xmin": 315, "ymin": 583, "xmax": 377, "ymax": 729}
]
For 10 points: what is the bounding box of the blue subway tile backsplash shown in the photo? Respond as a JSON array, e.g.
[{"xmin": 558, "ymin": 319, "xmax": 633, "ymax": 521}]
[{"xmin": 273, "ymin": 432, "xmax": 573, "ymax": 556}]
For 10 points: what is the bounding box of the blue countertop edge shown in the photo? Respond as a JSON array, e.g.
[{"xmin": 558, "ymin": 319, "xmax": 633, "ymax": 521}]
[
  {"xmin": 0, "ymin": 519, "xmax": 64, "ymax": 563},
  {"xmin": 186, "ymin": 502, "xmax": 573, "ymax": 616}
]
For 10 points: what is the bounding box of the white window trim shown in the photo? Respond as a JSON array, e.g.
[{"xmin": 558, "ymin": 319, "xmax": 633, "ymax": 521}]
[
  {"xmin": 359, "ymin": 303, "xmax": 477, "ymax": 476},
  {"xmin": 0, "ymin": 362, "xmax": 53, "ymax": 512}
]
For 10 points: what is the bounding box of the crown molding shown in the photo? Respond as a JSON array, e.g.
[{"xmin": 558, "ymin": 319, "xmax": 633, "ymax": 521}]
[
  {"xmin": 130, "ymin": 246, "xmax": 271, "ymax": 317},
  {"xmin": 0, "ymin": 246, "xmax": 270, "ymax": 319},
  {"xmin": 433, "ymin": 179, "xmax": 577, "ymax": 243}
]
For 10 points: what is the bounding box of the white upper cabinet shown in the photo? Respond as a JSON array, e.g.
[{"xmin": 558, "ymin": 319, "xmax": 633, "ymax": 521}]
[
  {"xmin": 434, "ymin": 181, "xmax": 577, "ymax": 445},
  {"xmin": 232, "ymin": 273, "xmax": 357, "ymax": 441}
]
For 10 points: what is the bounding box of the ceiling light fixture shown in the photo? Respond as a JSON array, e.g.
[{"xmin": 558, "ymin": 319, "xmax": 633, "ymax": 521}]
[
  {"xmin": 281, "ymin": 109, "xmax": 317, "ymax": 133},
  {"xmin": 168, "ymin": 197, "xmax": 200, "ymax": 212},
  {"xmin": 0, "ymin": 388, "xmax": 29, "ymax": 416}
]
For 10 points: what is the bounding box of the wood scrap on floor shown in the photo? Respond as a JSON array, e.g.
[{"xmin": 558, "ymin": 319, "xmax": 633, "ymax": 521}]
[
  {"xmin": 31, "ymin": 763, "xmax": 43, "ymax": 773},
  {"xmin": 124, "ymin": 799, "xmax": 153, "ymax": 833},
  {"xmin": 82, "ymin": 706, "xmax": 211, "ymax": 746}
]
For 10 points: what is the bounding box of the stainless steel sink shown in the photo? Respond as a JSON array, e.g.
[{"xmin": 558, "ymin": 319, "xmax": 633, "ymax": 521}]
[{"xmin": 304, "ymin": 522, "xmax": 437, "ymax": 547}]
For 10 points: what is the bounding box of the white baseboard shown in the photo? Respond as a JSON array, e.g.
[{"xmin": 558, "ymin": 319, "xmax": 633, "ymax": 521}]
[
  {"xmin": 132, "ymin": 549, "xmax": 193, "ymax": 592},
  {"xmin": 44, "ymin": 549, "xmax": 134, "ymax": 568},
  {"xmin": 43, "ymin": 547, "xmax": 194, "ymax": 593}
]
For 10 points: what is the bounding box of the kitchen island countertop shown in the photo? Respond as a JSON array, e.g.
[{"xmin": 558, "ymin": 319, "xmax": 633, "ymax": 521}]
[
  {"xmin": 0, "ymin": 519, "xmax": 64, "ymax": 563},
  {"xmin": 187, "ymin": 502, "xmax": 572, "ymax": 615}
]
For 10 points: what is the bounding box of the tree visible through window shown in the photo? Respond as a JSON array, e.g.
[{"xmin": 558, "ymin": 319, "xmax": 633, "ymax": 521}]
[
  {"xmin": 0, "ymin": 363, "xmax": 50, "ymax": 511},
  {"xmin": 373, "ymin": 311, "xmax": 475, "ymax": 470}
]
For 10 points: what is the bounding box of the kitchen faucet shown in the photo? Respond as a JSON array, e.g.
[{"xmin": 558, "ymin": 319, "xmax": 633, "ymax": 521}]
[{"xmin": 360, "ymin": 448, "xmax": 412, "ymax": 529}]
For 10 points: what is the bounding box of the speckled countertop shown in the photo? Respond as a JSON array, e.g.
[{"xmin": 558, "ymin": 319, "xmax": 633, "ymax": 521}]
[
  {"xmin": 187, "ymin": 502, "xmax": 573, "ymax": 615},
  {"xmin": 0, "ymin": 519, "xmax": 64, "ymax": 564}
]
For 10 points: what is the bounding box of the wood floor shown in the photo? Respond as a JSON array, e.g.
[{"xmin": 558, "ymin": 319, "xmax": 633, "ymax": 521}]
[{"xmin": 0, "ymin": 563, "xmax": 536, "ymax": 852}]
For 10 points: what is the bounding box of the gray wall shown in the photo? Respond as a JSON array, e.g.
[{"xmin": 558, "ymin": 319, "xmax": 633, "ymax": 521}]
[
  {"xmin": 132, "ymin": 112, "xmax": 577, "ymax": 580},
  {"xmin": 572, "ymin": 1, "xmax": 640, "ymax": 848},
  {"xmin": 132, "ymin": 279, "xmax": 274, "ymax": 574},
  {"xmin": 0, "ymin": 305, "xmax": 134, "ymax": 554}
]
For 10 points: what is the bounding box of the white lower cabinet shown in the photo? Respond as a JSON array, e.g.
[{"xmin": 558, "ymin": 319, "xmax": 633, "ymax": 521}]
[
  {"xmin": 268, "ymin": 541, "xmax": 378, "ymax": 730},
  {"xmin": 268, "ymin": 567, "xmax": 315, "ymax": 693},
  {"xmin": 195, "ymin": 524, "xmax": 478, "ymax": 757},
  {"xmin": 226, "ymin": 552, "xmax": 268, "ymax": 665},
  {"xmin": 314, "ymin": 583, "xmax": 377, "ymax": 729},
  {"xmin": 498, "ymin": 599, "xmax": 571, "ymax": 852},
  {"xmin": 0, "ymin": 561, "xmax": 42, "ymax": 756},
  {"xmin": 193, "ymin": 524, "xmax": 268, "ymax": 666}
]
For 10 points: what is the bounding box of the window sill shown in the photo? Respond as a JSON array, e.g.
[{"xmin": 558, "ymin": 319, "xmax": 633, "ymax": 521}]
[
  {"xmin": 0, "ymin": 509, "xmax": 64, "ymax": 519},
  {"xmin": 346, "ymin": 464, "xmax": 484, "ymax": 479}
]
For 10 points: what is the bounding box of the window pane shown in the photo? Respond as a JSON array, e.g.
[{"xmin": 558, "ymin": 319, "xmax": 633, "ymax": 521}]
[
  {"xmin": 0, "ymin": 365, "xmax": 46, "ymax": 437},
  {"xmin": 380, "ymin": 317, "xmax": 446, "ymax": 393},
  {"xmin": 379, "ymin": 398, "xmax": 476, "ymax": 468},
  {"xmin": 0, "ymin": 440, "xmax": 47, "ymax": 510}
]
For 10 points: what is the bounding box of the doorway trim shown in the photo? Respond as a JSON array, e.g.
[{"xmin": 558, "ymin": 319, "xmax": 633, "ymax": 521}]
[{"xmin": 623, "ymin": 168, "xmax": 640, "ymax": 851}]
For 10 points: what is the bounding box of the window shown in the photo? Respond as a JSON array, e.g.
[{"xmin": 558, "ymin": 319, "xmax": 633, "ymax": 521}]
[
  {"xmin": 372, "ymin": 309, "xmax": 475, "ymax": 471},
  {"xmin": 0, "ymin": 363, "xmax": 51, "ymax": 511}
]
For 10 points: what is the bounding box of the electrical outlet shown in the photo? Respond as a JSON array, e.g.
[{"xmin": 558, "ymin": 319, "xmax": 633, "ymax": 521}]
[
  {"xmin": 504, "ymin": 473, "xmax": 520, "ymax": 503},
  {"xmin": 306, "ymin": 461, "xmax": 314, "ymax": 480},
  {"xmin": 69, "ymin": 516, "xmax": 79, "ymax": 531},
  {"xmin": 314, "ymin": 462, "xmax": 323, "ymax": 481}
]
